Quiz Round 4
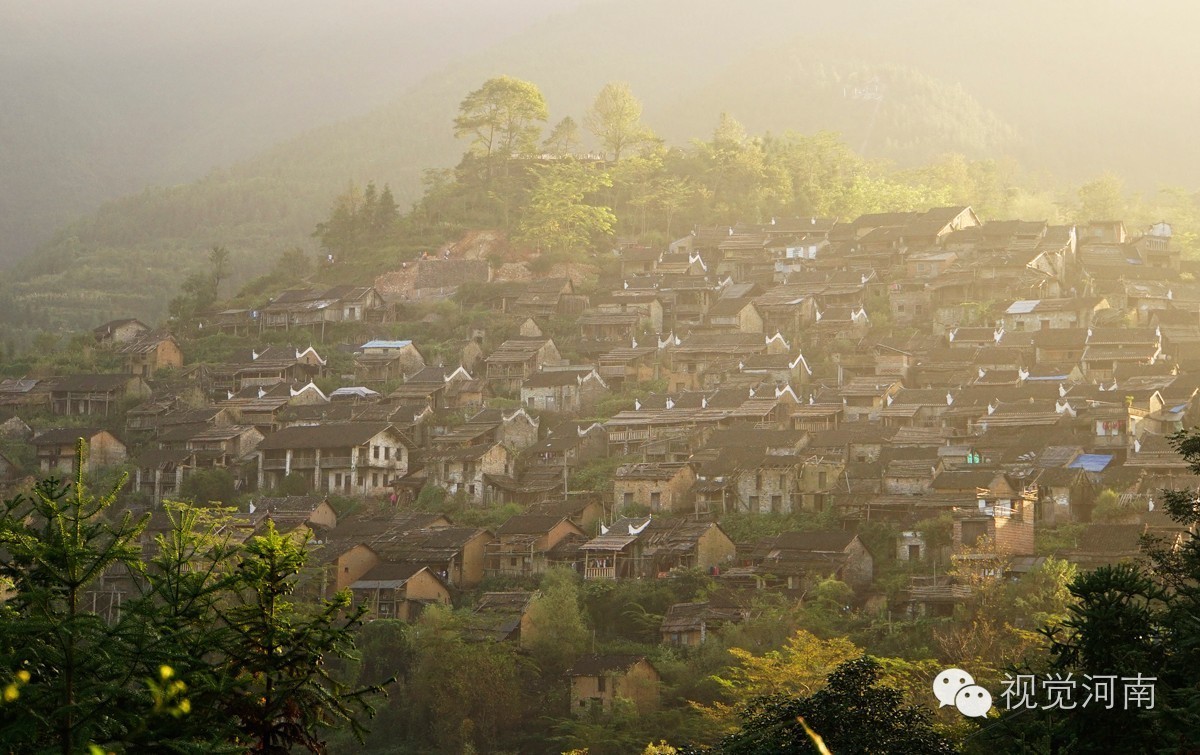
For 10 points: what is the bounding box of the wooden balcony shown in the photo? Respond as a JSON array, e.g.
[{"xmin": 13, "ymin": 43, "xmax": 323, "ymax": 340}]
[{"xmin": 585, "ymin": 566, "xmax": 616, "ymax": 580}]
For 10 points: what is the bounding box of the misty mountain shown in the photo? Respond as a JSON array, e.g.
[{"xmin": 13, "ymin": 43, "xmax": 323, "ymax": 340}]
[{"xmin": 0, "ymin": 0, "xmax": 583, "ymax": 263}]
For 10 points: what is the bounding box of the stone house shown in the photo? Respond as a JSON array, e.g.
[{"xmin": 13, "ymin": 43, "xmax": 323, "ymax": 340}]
[
  {"xmin": 312, "ymin": 512, "xmax": 453, "ymax": 596},
  {"xmin": 659, "ymin": 595, "xmax": 748, "ymax": 646},
  {"xmin": 706, "ymin": 298, "xmax": 764, "ymax": 333},
  {"xmin": 485, "ymin": 515, "xmax": 586, "ymax": 578},
  {"xmin": 637, "ymin": 519, "xmax": 736, "ymax": 577},
  {"xmin": 349, "ymin": 564, "xmax": 450, "ymax": 621},
  {"xmin": 230, "ymin": 346, "xmax": 327, "ymax": 393},
  {"xmin": 33, "ymin": 428, "xmax": 127, "ymax": 475},
  {"xmin": 567, "ymin": 655, "xmax": 660, "ymax": 716},
  {"xmin": 613, "ymin": 463, "xmax": 696, "ymax": 514},
  {"xmin": 422, "ymin": 442, "xmax": 514, "ymax": 505},
  {"xmin": 49, "ymin": 374, "xmax": 151, "ymax": 416},
  {"xmin": 117, "ymin": 332, "xmax": 183, "ymax": 377},
  {"xmin": 93, "ymin": 318, "xmax": 150, "ymax": 345},
  {"xmin": 953, "ymin": 480, "xmax": 1037, "ymax": 556},
  {"xmin": 354, "ymin": 340, "xmax": 426, "ymax": 384},
  {"xmin": 1002, "ymin": 297, "xmax": 1109, "ymax": 332},
  {"xmin": 256, "ymin": 422, "xmax": 412, "ymax": 495},
  {"xmin": 261, "ymin": 286, "xmax": 385, "ymax": 329},
  {"xmin": 0, "ymin": 451, "xmax": 19, "ymax": 485},
  {"xmin": 747, "ymin": 530, "xmax": 875, "ymax": 591},
  {"xmin": 521, "ymin": 367, "xmax": 608, "ymax": 414},
  {"xmin": 597, "ymin": 345, "xmax": 660, "ymax": 386},
  {"xmin": 485, "ymin": 337, "xmax": 565, "ymax": 393},
  {"xmin": 468, "ymin": 591, "xmax": 540, "ymax": 644},
  {"xmin": 369, "ymin": 526, "xmax": 494, "ymax": 588},
  {"xmin": 837, "ymin": 378, "xmax": 902, "ymax": 423}
]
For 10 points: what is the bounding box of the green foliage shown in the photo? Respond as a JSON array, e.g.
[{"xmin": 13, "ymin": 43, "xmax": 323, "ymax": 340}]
[
  {"xmin": 543, "ymin": 116, "xmax": 582, "ymax": 156},
  {"xmin": 984, "ymin": 428, "xmax": 1200, "ymax": 751},
  {"xmin": 179, "ymin": 467, "xmax": 237, "ymax": 506},
  {"xmin": 402, "ymin": 605, "xmax": 532, "ymax": 752},
  {"xmin": 1035, "ymin": 522, "xmax": 1085, "ymax": 555},
  {"xmin": 276, "ymin": 471, "xmax": 312, "ymax": 496},
  {"xmin": 716, "ymin": 510, "xmax": 838, "ymax": 545},
  {"xmin": 313, "ymin": 181, "xmax": 400, "ymax": 262},
  {"xmin": 219, "ymin": 522, "xmax": 384, "ymax": 752},
  {"xmin": 913, "ymin": 513, "xmax": 953, "ymax": 557},
  {"xmin": 0, "ymin": 444, "xmax": 386, "ymax": 752},
  {"xmin": 450, "ymin": 502, "xmax": 524, "ymax": 530},
  {"xmin": 453, "ymin": 75, "xmax": 548, "ymax": 161},
  {"xmin": 585, "ymin": 82, "xmax": 655, "ymax": 161},
  {"xmin": 710, "ymin": 657, "xmax": 956, "ymax": 755},
  {"xmin": 414, "ymin": 484, "xmax": 447, "ymax": 511},
  {"xmin": 582, "ymin": 573, "xmax": 713, "ymax": 645},
  {"xmin": 515, "ymin": 158, "xmax": 616, "ymax": 256},
  {"xmin": 569, "ymin": 455, "xmax": 630, "ymax": 498},
  {"xmin": 525, "ymin": 569, "xmax": 590, "ymax": 674},
  {"xmin": 1090, "ymin": 487, "xmax": 1130, "ymax": 522},
  {"xmin": 0, "ymin": 442, "xmax": 148, "ymax": 752}
]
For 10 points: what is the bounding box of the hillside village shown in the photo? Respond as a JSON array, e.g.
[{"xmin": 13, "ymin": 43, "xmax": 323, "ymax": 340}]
[{"xmin": 2, "ymin": 204, "xmax": 1198, "ymax": 715}]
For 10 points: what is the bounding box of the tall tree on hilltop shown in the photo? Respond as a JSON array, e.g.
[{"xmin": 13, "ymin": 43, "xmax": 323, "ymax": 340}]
[
  {"xmin": 585, "ymin": 82, "xmax": 654, "ymax": 162},
  {"xmin": 454, "ymin": 75, "xmax": 548, "ymax": 163},
  {"xmin": 543, "ymin": 116, "xmax": 582, "ymax": 157}
]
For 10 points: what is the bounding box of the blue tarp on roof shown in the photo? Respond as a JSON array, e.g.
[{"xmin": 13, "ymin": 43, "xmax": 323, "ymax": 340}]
[
  {"xmin": 361, "ymin": 340, "xmax": 412, "ymax": 349},
  {"xmin": 1068, "ymin": 454, "xmax": 1113, "ymax": 472}
]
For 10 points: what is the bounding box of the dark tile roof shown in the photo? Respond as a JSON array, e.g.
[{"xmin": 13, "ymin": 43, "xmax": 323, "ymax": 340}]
[
  {"xmin": 566, "ymin": 654, "xmax": 652, "ymax": 677},
  {"xmin": 49, "ymin": 374, "xmax": 134, "ymax": 392},
  {"xmin": 257, "ymin": 422, "xmax": 398, "ymax": 450},
  {"xmin": 33, "ymin": 427, "xmax": 115, "ymax": 445},
  {"xmin": 495, "ymin": 515, "xmax": 569, "ymax": 536}
]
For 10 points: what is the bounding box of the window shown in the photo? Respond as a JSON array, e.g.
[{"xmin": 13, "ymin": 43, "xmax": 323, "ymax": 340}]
[
  {"xmin": 371, "ymin": 473, "xmax": 379, "ymax": 487},
  {"xmin": 597, "ymin": 676, "xmax": 606, "ymax": 692},
  {"xmin": 908, "ymin": 544, "xmax": 921, "ymax": 560},
  {"xmin": 623, "ymin": 492, "xmax": 633, "ymax": 507},
  {"xmin": 771, "ymin": 495, "xmax": 782, "ymax": 513},
  {"xmin": 650, "ymin": 492, "xmax": 661, "ymax": 509},
  {"xmin": 818, "ymin": 471, "xmax": 827, "ymax": 489},
  {"xmin": 749, "ymin": 495, "xmax": 759, "ymax": 510},
  {"xmin": 962, "ymin": 520, "xmax": 988, "ymax": 546},
  {"xmin": 469, "ymin": 484, "xmax": 476, "ymax": 497}
]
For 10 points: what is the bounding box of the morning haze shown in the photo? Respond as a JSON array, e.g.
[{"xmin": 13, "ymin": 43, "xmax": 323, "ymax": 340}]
[{"xmin": 0, "ymin": 1, "xmax": 1198, "ymax": 753}]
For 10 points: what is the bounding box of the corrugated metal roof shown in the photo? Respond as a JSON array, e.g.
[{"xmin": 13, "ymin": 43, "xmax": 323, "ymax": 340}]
[
  {"xmin": 1006, "ymin": 300, "xmax": 1039, "ymax": 314},
  {"xmin": 361, "ymin": 340, "xmax": 413, "ymax": 350},
  {"xmin": 1068, "ymin": 454, "xmax": 1113, "ymax": 472}
]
